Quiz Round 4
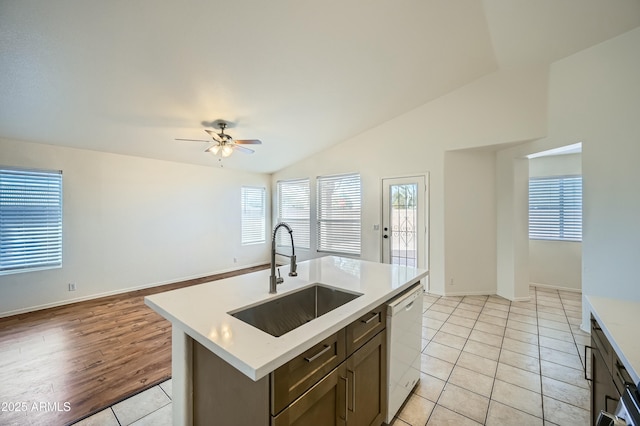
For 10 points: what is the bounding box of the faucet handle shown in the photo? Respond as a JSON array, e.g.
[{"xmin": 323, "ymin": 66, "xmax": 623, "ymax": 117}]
[
  {"xmin": 289, "ymin": 255, "xmax": 298, "ymax": 277},
  {"xmin": 276, "ymin": 268, "xmax": 284, "ymax": 284}
]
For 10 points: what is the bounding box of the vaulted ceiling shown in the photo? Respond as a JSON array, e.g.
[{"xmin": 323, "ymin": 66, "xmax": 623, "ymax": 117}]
[{"xmin": 1, "ymin": 0, "xmax": 639, "ymax": 173}]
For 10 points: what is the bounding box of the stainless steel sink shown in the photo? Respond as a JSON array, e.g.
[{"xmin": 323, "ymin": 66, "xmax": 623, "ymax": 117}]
[{"xmin": 229, "ymin": 284, "xmax": 362, "ymax": 337}]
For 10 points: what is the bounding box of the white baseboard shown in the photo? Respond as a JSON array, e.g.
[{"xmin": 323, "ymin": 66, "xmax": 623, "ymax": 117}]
[
  {"xmin": 0, "ymin": 261, "xmax": 268, "ymax": 319},
  {"xmin": 580, "ymin": 322, "xmax": 590, "ymax": 334},
  {"xmin": 431, "ymin": 290, "xmax": 532, "ymax": 302},
  {"xmin": 530, "ymin": 282, "xmax": 582, "ymax": 293},
  {"xmin": 442, "ymin": 289, "xmax": 495, "ymax": 297}
]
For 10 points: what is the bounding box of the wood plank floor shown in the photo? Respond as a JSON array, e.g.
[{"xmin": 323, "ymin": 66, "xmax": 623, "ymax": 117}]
[{"xmin": 0, "ymin": 265, "xmax": 268, "ymax": 426}]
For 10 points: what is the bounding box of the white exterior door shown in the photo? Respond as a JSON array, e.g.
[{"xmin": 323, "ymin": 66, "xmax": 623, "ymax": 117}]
[{"xmin": 382, "ymin": 175, "xmax": 428, "ymax": 272}]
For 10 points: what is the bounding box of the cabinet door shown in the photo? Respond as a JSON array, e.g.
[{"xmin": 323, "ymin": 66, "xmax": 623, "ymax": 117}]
[
  {"xmin": 272, "ymin": 364, "xmax": 347, "ymax": 426},
  {"xmin": 346, "ymin": 330, "xmax": 387, "ymax": 426},
  {"xmin": 591, "ymin": 340, "xmax": 619, "ymax": 426}
]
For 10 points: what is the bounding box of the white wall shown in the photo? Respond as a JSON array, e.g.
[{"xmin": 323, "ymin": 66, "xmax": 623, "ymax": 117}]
[
  {"xmin": 493, "ymin": 28, "xmax": 640, "ymax": 326},
  {"xmin": 528, "ymin": 154, "xmax": 582, "ymax": 291},
  {"xmin": 272, "ymin": 66, "xmax": 548, "ymax": 295},
  {"xmin": 444, "ymin": 148, "xmax": 497, "ymax": 295},
  {"xmin": 496, "ymin": 152, "xmax": 530, "ymax": 301},
  {"xmin": 547, "ymin": 28, "xmax": 640, "ymax": 305},
  {"xmin": 0, "ymin": 138, "xmax": 271, "ymax": 316}
]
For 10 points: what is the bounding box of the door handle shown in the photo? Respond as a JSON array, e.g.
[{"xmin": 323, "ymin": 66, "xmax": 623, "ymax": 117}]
[
  {"xmin": 339, "ymin": 375, "xmax": 348, "ymax": 421},
  {"xmin": 383, "ymin": 234, "xmax": 388, "ymax": 239},
  {"xmin": 584, "ymin": 345, "xmax": 593, "ymax": 381},
  {"xmin": 347, "ymin": 369, "xmax": 356, "ymax": 413}
]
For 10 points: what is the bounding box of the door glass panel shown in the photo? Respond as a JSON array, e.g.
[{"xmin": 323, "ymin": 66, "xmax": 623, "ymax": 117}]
[{"xmin": 390, "ymin": 183, "xmax": 417, "ymax": 267}]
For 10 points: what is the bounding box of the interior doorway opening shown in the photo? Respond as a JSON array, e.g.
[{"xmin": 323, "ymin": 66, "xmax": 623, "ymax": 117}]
[{"xmin": 526, "ymin": 142, "xmax": 583, "ymax": 293}]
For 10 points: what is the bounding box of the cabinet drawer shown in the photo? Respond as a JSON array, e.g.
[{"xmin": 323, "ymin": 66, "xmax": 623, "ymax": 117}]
[
  {"xmin": 591, "ymin": 316, "xmax": 614, "ymax": 374},
  {"xmin": 612, "ymin": 353, "xmax": 634, "ymax": 395},
  {"xmin": 346, "ymin": 304, "xmax": 386, "ymax": 356},
  {"xmin": 271, "ymin": 329, "xmax": 346, "ymax": 415}
]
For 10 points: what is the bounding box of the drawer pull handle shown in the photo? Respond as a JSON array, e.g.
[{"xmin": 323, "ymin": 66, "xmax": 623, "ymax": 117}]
[
  {"xmin": 604, "ymin": 395, "xmax": 619, "ymax": 413},
  {"xmin": 361, "ymin": 312, "xmax": 379, "ymax": 325},
  {"xmin": 304, "ymin": 344, "xmax": 332, "ymax": 363},
  {"xmin": 615, "ymin": 361, "xmax": 634, "ymax": 387},
  {"xmin": 591, "ymin": 319, "xmax": 602, "ymax": 331},
  {"xmin": 584, "ymin": 345, "xmax": 593, "ymax": 381}
]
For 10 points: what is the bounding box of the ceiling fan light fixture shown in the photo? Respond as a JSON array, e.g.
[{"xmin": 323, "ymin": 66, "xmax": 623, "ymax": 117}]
[{"xmin": 177, "ymin": 120, "xmax": 261, "ymax": 160}]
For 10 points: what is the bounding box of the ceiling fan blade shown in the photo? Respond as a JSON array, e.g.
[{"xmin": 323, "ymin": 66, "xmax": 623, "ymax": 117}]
[
  {"xmin": 204, "ymin": 129, "xmax": 223, "ymax": 141},
  {"xmin": 234, "ymin": 139, "xmax": 262, "ymax": 145},
  {"xmin": 232, "ymin": 144, "xmax": 255, "ymax": 154},
  {"xmin": 175, "ymin": 138, "xmax": 211, "ymax": 142}
]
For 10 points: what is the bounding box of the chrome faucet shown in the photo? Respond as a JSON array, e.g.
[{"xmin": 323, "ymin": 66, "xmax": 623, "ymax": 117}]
[{"xmin": 270, "ymin": 222, "xmax": 297, "ymax": 294}]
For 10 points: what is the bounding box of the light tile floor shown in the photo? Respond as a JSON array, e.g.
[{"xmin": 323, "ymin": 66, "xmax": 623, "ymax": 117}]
[
  {"xmin": 393, "ymin": 286, "xmax": 590, "ymax": 426},
  {"xmin": 73, "ymin": 379, "xmax": 172, "ymax": 426},
  {"xmin": 74, "ymin": 287, "xmax": 590, "ymax": 426}
]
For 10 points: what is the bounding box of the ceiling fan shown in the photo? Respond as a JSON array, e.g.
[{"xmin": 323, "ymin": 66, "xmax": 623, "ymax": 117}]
[{"xmin": 176, "ymin": 121, "xmax": 262, "ymax": 158}]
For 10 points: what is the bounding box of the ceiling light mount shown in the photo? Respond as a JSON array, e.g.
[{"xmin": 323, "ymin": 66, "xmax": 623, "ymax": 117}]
[{"xmin": 175, "ymin": 120, "xmax": 262, "ymax": 159}]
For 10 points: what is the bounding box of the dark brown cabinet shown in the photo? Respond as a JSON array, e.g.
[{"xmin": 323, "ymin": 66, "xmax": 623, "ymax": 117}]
[
  {"xmin": 273, "ymin": 305, "xmax": 387, "ymax": 426},
  {"xmin": 273, "ymin": 329, "xmax": 387, "ymax": 426},
  {"xmin": 273, "ymin": 363, "xmax": 347, "ymax": 426},
  {"xmin": 192, "ymin": 303, "xmax": 388, "ymax": 426},
  {"xmin": 591, "ymin": 334, "xmax": 619, "ymax": 424},
  {"xmin": 346, "ymin": 305, "xmax": 386, "ymax": 355},
  {"xmin": 589, "ymin": 315, "xmax": 635, "ymax": 425},
  {"xmin": 345, "ymin": 330, "xmax": 386, "ymax": 426},
  {"xmin": 271, "ymin": 329, "xmax": 346, "ymax": 415}
]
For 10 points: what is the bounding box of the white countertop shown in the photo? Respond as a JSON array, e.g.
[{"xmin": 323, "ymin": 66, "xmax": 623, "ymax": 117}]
[
  {"xmin": 145, "ymin": 256, "xmax": 428, "ymax": 381},
  {"xmin": 586, "ymin": 295, "xmax": 640, "ymax": 386}
]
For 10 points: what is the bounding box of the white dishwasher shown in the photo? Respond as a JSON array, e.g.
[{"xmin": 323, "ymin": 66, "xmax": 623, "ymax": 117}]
[{"xmin": 385, "ymin": 283, "xmax": 423, "ymax": 424}]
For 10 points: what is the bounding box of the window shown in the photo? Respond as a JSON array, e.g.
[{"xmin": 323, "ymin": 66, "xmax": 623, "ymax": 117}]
[
  {"xmin": 317, "ymin": 173, "xmax": 361, "ymax": 255},
  {"xmin": 0, "ymin": 167, "xmax": 63, "ymax": 275},
  {"xmin": 241, "ymin": 186, "xmax": 265, "ymax": 245},
  {"xmin": 277, "ymin": 179, "xmax": 310, "ymax": 249},
  {"xmin": 529, "ymin": 175, "xmax": 582, "ymax": 241}
]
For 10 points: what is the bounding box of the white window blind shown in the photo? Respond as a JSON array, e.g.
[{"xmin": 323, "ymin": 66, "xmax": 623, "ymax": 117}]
[
  {"xmin": 277, "ymin": 179, "xmax": 310, "ymax": 249},
  {"xmin": 317, "ymin": 173, "xmax": 361, "ymax": 255},
  {"xmin": 0, "ymin": 167, "xmax": 63, "ymax": 275},
  {"xmin": 241, "ymin": 186, "xmax": 266, "ymax": 245},
  {"xmin": 529, "ymin": 175, "xmax": 582, "ymax": 242}
]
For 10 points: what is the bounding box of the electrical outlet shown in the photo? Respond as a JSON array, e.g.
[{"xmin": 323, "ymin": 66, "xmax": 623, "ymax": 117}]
[
  {"xmin": 68, "ymin": 283, "xmax": 77, "ymax": 291},
  {"xmin": 449, "ymin": 278, "xmax": 454, "ymax": 286},
  {"xmin": 233, "ymin": 257, "xmax": 238, "ymax": 263}
]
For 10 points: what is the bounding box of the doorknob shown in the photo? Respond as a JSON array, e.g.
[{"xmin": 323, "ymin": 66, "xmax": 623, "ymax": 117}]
[{"xmin": 383, "ymin": 235, "xmax": 388, "ymax": 239}]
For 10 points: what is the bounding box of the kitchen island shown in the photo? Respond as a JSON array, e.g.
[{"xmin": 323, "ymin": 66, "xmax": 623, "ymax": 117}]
[{"xmin": 145, "ymin": 256, "xmax": 428, "ymax": 425}]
